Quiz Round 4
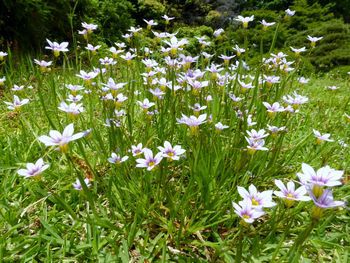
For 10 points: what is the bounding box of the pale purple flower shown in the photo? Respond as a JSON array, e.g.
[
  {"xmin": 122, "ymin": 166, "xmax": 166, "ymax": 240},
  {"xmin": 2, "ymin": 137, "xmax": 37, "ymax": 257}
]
[
  {"xmin": 313, "ymin": 129, "xmax": 334, "ymax": 143},
  {"xmin": 12, "ymin": 85, "xmax": 24, "ymax": 91},
  {"xmin": 267, "ymin": 125, "xmax": 286, "ymax": 134},
  {"xmin": 297, "ymin": 163, "xmax": 343, "ymax": 187},
  {"xmin": 177, "ymin": 114, "xmax": 207, "ymax": 127},
  {"xmin": 66, "ymin": 84, "xmax": 85, "ymax": 93},
  {"xmin": 127, "ymin": 26, "xmax": 142, "ymax": 34},
  {"xmin": 264, "ymin": 75, "xmax": 280, "ymax": 85},
  {"xmin": 34, "ymin": 59, "xmax": 52, "ymax": 68},
  {"xmin": 81, "ymin": 22, "xmax": 98, "ymax": 32},
  {"xmin": 76, "ymin": 70, "xmax": 98, "ymax": 81},
  {"xmin": 157, "ymin": 141, "xmax": 186, "ymax": 161},
  {"xmin": 215, "ymin": 122, "xmax": 229, "ymax": 131},
  {"xmin": 149, "ymin": 88, "xmax": 165, "ymax": 99},
  {"xmin": 67, "ymin": 94, "xmax": 83, "ymax": 103},
  {"xmin": 246, "ymin": 129, "xmax": 269, "ymax": 141},
  {"xmin": 309, "ymin": 188, "xmax": 345, "ymax": 208},
  {"xmin": 219, "ymin": 54, "xmax": 235, "ymax": 63},
  {"xmin": 263, "ymin": 102, "xmax": 285, "ymax": 114},
  {"xmin": 232, "ymin": 199, "xmax": 265, "ymax": 224},
  {"xmin": 17, "ymin": 158, "xmax": 49, "ymax": 178},
  {"xmin": 190, "ymin": 103, "xmax": 207, "ymax": 112},
  {"xmin": 120, "ymin": 52, "xmax": 136, "ymax": 61},
  {"xmin": 115, "ymin": 93, "xmax": 128, "ymax": 105},
  {"xmin": 274, "ymin": 180, "xmax": 311, "ymax": 201},
  {"xmin": 246, "ymin": 137, "xmax": 268, "ymax": 152},
  {"xmin": 260, "ymin": 20, "xmax": 275, "ymax": 28},
  {"xmin": 136, "ymin": 149, "xmax": 163, "ymax": 171},
  {"xmin": 4, "ymin": 95, "xmax": 29, "ymax": 110},
  {"xmin": 58, "ymin": 101, "xmax": 84, "ymax": 115},
  {"xmin": 102, "ymin": 78, "xmax": 127, "ymax": 92},
  {"xmin": 99, "ymin": 57, "xmax": 116, "ymax": 66},
  {"xmin": 108, "ymin": 153, "xmax": 129, "ymax": 164},
  {"xmin": 237, "ymin": 184, "xmax": 276, "ymax": 208},
  {"xmin": 45, "ymin": 39, "xmax": 69, "ymax": 56},
  {"xmin": 298, "ymin": 77, "xmax": 309, "ymax": 84},
  {"xmin": 283, "ymin": 92, "xmax": 308, "ymax": 106},
  {"xmin": 72, "ymin": 178, "xmax": 91, "ymax": 190},
  {"xmin": 86, "ymin": 44, "xmax": 101, "ymax": 52},
  {"xmin": 38, "ymin": 123, "xmax": 86, "ymax": 152},
  {"xmin": 327, "ymin": 85, "xmax": 339, "ymax": 90},
  {"xmin": 131, "ymin": 143, "xmax": 145, "ymax": 156},
  {"xmin": 137, "ymin": 98, "xmax": 155, "ymax": 110},
  {"xmin": 213, "ymin": 28, "xmax": 224, "ymax": 37}
]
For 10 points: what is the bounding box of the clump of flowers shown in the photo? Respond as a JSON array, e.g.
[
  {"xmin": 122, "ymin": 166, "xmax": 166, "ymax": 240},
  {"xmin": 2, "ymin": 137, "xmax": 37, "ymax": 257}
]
[{"xmin": 233, "ymin": 184, "xmax": 275, "ymax": 224}]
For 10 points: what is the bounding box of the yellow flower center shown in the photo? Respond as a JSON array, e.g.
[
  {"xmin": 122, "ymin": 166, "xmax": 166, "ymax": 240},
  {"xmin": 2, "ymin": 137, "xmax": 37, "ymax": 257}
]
[
  {"xmin": 286, "ymin": 193, "xmax": 294, "ymax": 199},
  {"xmin": 243, "ymin": 214, "xmax": 250, "ymax": 219},
  {"xmin": 59, "ymin": 144, "xmax": 68, "ymax": 153},
  {"xmin": 251, "ymin": 198, "xmax": 259, "ymax": 206},
  {"xmin": 312, "ymin": 185, "xmax": 323, "ymax": 198}
]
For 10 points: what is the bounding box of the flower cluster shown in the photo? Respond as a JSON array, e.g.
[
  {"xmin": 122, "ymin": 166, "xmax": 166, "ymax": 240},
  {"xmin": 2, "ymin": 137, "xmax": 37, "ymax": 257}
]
[{"xmin": 233, "ymin": 184, "xmax": 275, "ymax": 223}]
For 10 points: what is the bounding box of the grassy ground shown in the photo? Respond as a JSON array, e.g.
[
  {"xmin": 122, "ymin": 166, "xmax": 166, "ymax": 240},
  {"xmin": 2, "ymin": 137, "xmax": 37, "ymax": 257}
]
[{"xmin": 0, "ymin": 36, "xmax": 349, "ymax": 262}]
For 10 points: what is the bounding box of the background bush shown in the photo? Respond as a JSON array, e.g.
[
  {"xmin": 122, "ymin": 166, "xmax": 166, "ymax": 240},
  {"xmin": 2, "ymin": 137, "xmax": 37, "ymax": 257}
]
[{"xmin": 0, "ymin": 0, "xmax": 349, "ymax": 72}]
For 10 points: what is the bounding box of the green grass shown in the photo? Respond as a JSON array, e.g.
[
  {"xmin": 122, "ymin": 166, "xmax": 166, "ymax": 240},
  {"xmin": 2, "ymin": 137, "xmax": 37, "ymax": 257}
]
[{"xmin": 0, "ymin": 24, "xmax": 350, "ymax": 262}]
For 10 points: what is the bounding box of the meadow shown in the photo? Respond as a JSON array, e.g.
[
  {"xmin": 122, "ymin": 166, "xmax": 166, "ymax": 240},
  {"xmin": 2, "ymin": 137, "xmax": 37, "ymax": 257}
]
[{"xmin": 0, "ymin": 12, "xmax": 349, "ymax": 262}]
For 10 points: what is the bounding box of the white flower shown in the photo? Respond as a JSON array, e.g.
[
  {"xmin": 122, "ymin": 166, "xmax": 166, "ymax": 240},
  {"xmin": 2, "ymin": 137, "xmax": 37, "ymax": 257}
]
[
  {"xmin": 307, "ymin": 35, "xmax": 323, "ymax": 43},
  {"xmin": 290, "ymin": 46, "xmax": 307, "ymax": 54},
  {"xmin": 235, "ymin": 15, "xmax": 254, "ymax": 28},
  {"xmin": 285, "ymin": 9, "xmax": 295, "ymax": 16},
  {"xmin": 162, "ymin": 14, "xmax": 175, "ymax": 22},
  {"xmin": 260, "ymin": 20, "xmax": 275, "ymax": 29},
  {"xmin": 0, "ymin": 51, "xmax": 8, "ymax": 60}
]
